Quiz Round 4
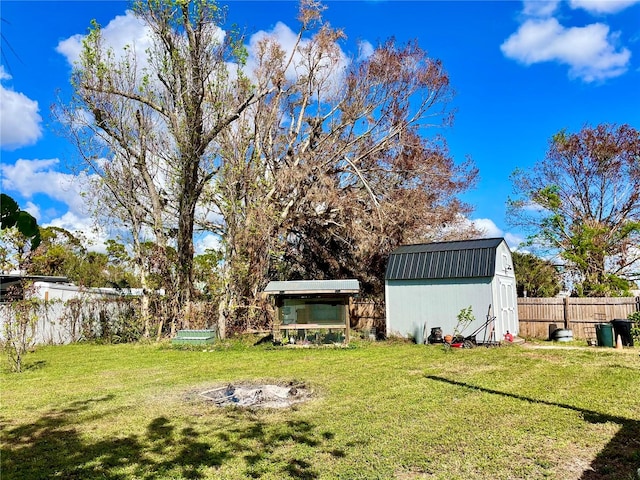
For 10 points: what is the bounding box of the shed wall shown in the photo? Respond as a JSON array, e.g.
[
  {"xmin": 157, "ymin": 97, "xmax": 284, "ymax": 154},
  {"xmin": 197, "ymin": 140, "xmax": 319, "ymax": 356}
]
[{"xmin": 385, "ymin": 278, "xmax": 494, "ymax": 341}]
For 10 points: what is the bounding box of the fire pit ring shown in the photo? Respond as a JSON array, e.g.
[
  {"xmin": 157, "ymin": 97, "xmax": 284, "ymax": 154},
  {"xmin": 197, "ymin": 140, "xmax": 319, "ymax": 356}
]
[{"xmin": 200, "ymin": 382, "xmax": 312, "ymax": 409}]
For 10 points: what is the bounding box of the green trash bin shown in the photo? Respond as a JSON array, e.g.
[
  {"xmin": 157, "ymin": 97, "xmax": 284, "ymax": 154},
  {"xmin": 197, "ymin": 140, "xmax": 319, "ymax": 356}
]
[{"xmin": 595, "ymin": 323, "xmax": 614, "ymax": 347}]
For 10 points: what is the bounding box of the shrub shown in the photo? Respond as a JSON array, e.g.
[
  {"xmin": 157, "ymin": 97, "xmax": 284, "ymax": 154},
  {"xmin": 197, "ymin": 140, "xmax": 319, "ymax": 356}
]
[
  {"xmin": 628, "ymin": 311, "xmax": 640, "ymax": 344},
  {"xmin": 1, "ymin": 284, "xmax": 42, "ymax": 372}
]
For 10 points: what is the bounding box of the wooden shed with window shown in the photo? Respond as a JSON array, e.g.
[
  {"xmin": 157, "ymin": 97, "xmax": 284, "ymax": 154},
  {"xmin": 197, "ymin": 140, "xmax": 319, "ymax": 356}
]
[
  {"xmin": 264, "ymin": 279, "xmax": 360, "ymax": 344},
  {"xmin": 385, "ymin": 238, "xmax": 518, "ymax": 343}
]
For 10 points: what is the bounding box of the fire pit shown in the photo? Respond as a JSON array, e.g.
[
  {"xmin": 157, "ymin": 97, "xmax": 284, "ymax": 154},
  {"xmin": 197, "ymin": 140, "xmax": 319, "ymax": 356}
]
[{"xmin": 200, "ymin": 382, "xmax": 312, "ymax": 409}]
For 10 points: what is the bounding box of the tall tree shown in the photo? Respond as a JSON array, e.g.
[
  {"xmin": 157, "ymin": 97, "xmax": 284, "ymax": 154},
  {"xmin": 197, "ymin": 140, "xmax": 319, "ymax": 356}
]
[
  {"xmin": 511, "ymin": 251, "xmax": 562, "ymax": 297},
  {"xmin": 508, "ymin": 124, "xmax": 640, "ymax": 296},
  {"xmin": 59, "ymin": 0, "xmax": 278, "ymax": 333},
  {"xmin": 211, "ymin": 9, "xmax": 478, "ymax": 332}
]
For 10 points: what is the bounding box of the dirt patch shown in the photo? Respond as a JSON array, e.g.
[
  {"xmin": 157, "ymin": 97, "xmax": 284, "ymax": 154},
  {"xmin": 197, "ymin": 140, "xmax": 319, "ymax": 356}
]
[{"xmin": 199, "ymin": 381, "xmax": 312, "ymax": 409}]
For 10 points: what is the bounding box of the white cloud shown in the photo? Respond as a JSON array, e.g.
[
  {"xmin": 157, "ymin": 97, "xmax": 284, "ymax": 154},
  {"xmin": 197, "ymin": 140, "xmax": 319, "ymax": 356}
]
[
  {"xmin": 522, "ymin": 0, "xmax": 561, "ymax": 17},
  {"xmin": 45, "ymin": 211, "xmax": 108, "ymax": 252},
  {"xmin": 0, "ymin": 66, "xmax": 43, "ymax": 150},
  {"xmin": 0, "ymin": 158, "xmax": 94, "ymax": 217},
  {"xmin": 358, "ymin": 40, "xmax": 375, "ymax": 61},
  {"xmin": 504, "ymin": 232, "xmax": 526, "ymax": 249},
  {"xmin": 470, "ymin": 218, "xmax": 526, "ymax": 249},
  {"xmin": 501, "ymin": 18, "xmax": 630, "ymax": 82},
  {"xmin": 472, "ymin": 218, "xmax": 504, "ymax": 238},
  {"xmin": 23, "ymin": 201, "xmax": 41, "ymax": 220},
  {"xmin": 569, "ymin": 0, "xmax": 640, "ymax": 14},
  {"xmin": 56, "ymin": 10, "xmax": 153, "ymax": 67}
]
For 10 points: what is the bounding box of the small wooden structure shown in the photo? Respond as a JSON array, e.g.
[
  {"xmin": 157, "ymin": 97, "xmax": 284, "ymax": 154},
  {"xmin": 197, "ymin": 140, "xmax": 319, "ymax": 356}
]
[{"xmin": 263, "ymin": 279, "xmax": 360, "ymax": 344}]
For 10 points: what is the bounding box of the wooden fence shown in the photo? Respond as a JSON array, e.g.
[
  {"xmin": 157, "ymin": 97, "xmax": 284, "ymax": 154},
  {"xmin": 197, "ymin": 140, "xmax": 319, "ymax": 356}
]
[
  {"xmin": 517, "ymin": 296, "xmax": 639, "ymax": 340},
  {"xmin": 350, "ymin": 296, "xmax": 639, "ymax": 341},
  {"xmin": 349, "ymin": 298, "xmax": 386, "ymax": 337}
]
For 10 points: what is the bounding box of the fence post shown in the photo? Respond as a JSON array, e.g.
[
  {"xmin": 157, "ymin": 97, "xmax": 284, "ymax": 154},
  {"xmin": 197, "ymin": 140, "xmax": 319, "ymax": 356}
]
[
  {"xmin": 636, "ymin": 296, "xmax": 640, "ymax": 313},
  {"xmin": 563, "ymin": 296, "xmax": 570, "ymax": 329}
]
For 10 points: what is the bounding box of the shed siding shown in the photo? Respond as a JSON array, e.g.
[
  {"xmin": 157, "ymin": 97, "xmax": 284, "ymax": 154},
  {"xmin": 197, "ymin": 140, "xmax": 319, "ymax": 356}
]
[
  {"xmin": 385, "ymin": 238, "xmax": 519, "ymax": 341},
  {"xmin": 385, "ymin": 278, "xmax": 494, "ymax": 341}
]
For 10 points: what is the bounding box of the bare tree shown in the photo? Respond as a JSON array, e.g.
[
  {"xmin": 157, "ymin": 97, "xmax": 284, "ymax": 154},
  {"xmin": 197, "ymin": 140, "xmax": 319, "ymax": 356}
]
[
  {"xmin": 212, "ymin": 7, "xmax": 478, "ymax": 331},
  {"xmin": 508, "ymin": 124, "xmax": 640, "ymax": 296}
]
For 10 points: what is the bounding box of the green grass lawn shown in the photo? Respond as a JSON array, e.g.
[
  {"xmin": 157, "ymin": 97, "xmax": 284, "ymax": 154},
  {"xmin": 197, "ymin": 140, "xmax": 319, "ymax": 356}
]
[{"xmin": 2, "ymin": 339, "xmax": 639, "ymax": 479}]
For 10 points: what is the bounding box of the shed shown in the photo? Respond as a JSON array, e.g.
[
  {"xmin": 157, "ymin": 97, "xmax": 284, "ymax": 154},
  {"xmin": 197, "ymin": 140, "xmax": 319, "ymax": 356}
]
[
  {"xmin": 264, "ymin": 279, "xmax": 360, "ymax": 344},
  {"xmin": 385, "ymin": 238, "xmax": 518, "ymax": 343},
  {"xmin": 1, "ymin": 275, "xmax": 70, "ymax": 301}
]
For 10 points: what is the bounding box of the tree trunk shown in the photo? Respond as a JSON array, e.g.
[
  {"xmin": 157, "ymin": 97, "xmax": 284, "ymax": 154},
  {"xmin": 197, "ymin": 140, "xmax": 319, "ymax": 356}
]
[
  {"xmin": 141, "ymin": 288, "xmax": 151, "ymax": 338},
  {"xmin": 176, "ymin": 176, "xmax": 199, "ymax": 332},
  {"xmin": 217, "ymin": 295, "xmax": 228, "ymax": 340}
]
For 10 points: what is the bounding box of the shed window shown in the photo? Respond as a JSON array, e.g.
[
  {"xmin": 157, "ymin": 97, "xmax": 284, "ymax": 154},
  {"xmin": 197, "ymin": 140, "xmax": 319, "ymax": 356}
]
[{"xmin": 502, "ymin": 253, "xmax": 511, "ymax": 273}]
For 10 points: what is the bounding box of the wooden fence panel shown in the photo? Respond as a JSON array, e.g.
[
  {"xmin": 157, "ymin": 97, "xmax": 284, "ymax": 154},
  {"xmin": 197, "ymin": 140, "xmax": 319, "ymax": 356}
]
[
  {"xmin": 349, "ymin": 299, "xmax": 385, "ymax": 335},
  {"xmin": 517, "ymin": 298, "xmax": 565, "ymax": 339},
  {"xmin": 518, "ymin": 296, "xmax": 639, "ymax": 340}
]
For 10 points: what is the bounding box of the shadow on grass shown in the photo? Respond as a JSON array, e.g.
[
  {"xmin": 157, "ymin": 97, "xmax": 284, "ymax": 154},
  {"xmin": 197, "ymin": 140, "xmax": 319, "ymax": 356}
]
[
  {"xmin": 23, "ymin": 360, "xmax": 48, "ymax": 371},
  {"xmin": 1, "ymin": 396, "xmax": 340, "ymax": 479},
  {"xmin": 426, "ymin": 375, "xmax": 640, "ymax": 480}
]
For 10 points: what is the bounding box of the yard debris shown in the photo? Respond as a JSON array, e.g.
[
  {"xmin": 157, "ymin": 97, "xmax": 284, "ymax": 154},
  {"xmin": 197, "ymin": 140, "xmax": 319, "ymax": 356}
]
[{"xmin": 200, "ymin": 381, "xmax": 311, "ymax": 409}]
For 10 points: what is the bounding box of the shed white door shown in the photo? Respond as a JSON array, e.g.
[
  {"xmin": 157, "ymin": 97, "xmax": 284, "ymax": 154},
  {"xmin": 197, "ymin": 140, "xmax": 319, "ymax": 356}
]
[{"xmin": 498, "ymin": 279, "xmax": 517, "ymax": 337}]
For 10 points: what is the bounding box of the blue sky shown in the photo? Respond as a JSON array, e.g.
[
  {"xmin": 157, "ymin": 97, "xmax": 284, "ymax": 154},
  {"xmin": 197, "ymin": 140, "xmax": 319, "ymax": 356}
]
[{"xmin": 1, "ymin": 0, "xmax": 639, "ymax": 252}]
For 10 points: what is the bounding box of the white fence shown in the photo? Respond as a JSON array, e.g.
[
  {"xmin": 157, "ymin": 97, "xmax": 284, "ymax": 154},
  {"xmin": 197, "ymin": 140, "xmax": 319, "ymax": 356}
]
[{"xmin": 0, "ymin": 297, "xmax": 141, "ymax": 346}]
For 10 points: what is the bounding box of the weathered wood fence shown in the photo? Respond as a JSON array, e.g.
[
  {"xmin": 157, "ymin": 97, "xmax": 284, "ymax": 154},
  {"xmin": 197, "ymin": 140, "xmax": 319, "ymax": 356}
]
[
  {"xmin": 350, "ymin": 298, "xmax": 386, "ymax": 336},
  {"xmin": 517, "ymin": 296, "xmax": 639, "ymax": 340}
]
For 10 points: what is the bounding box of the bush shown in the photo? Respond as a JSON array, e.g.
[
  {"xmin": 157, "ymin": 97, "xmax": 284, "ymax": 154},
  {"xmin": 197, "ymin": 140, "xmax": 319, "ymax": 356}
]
[
  {"xmin": 628, "ymin": 311, "xmax": 640, "ymax": 344},
  {"xmin": 2, "ymin": 297, "xmax": 40, "ymax": 372},
  {"xmin": 63, "ymin": 297, "xmax": 144, "ymax": 344}
]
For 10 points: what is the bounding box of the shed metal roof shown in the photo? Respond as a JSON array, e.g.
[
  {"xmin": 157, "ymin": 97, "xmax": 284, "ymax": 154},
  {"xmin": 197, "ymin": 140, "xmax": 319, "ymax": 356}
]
[
  {"xmin": 264, "ymin": 279, "xmax": 360, "ymax": 295},
  {"xmin": 385, "ymin": 238, "xmax": 505, "ymax": 280}
]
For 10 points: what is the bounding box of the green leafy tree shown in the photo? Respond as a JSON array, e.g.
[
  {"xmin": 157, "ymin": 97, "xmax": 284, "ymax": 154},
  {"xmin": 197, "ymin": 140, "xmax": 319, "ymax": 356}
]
[
  {"xmin": 29, "ymin": 227, "xmax": 86, "ymax": 280},
  {"xmin": 29, "ymin": 228, "xmax": 137, "ymax": 288},
  {"xmin": 508, "ymin": 124, "xmax": 640, "ymax": 296},
  {"xmin": 0, "ymin": 227, "xmax": 33, "ymax": 273},
  {"xmin": 0, "ymin": 194, "xmax": 42, "ymax": 272},
  {"xmin": 511, "ymin": 251, "xmax": 562, "ymax": 297},
  {"xmin": 0, "ymin": 194, "xmax": 41, "ymax": 250},
  {"xmin": 193, "ymin": 248, "xmax": 224, "ymax": 301}
]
